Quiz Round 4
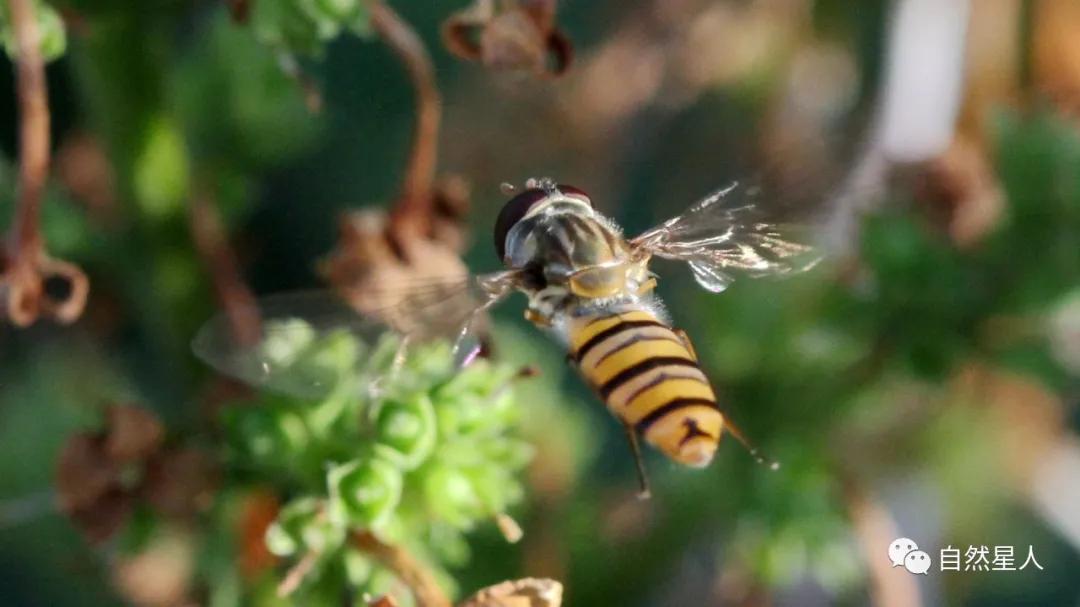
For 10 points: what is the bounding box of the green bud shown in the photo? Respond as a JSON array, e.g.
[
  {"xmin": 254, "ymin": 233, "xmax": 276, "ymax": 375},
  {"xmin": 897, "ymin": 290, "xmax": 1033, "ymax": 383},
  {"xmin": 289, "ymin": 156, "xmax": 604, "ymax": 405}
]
[
  {"xmin": 289, "ymin": 328, "xmax": 362, "ymax": 392},
  {"xmin": 251, "ymin": 0, "xmax": 326, "ymax": 56},
  {"xmin": 373, "ymin": 395, "xmax": 437, "ymax": 469},
  {"xmin": 421, "ymin": 463, "xmax": 483, "ymax": 529},
  {"xmin": 328, "ymin": 457, "xmax": 403, "ymax": 530},
  {"xmin": 227, "ymin": 405, "xmax": 309, "ymax": 464},
  {"xmin": 343, "ymin": 549, "xmax": 374, "ymax": 587},
  {"xmin": 0, "ymin": 1, "xmax": 66, "ymax": 62},
  {"xmin": 133, "ymin": 115, "xmax": 190, "ymax": 221},
  {"xmin": 265, "ymin": 497, "xmax": 344, "ymax": 557},
  {"xmin": 260, "ymin": 319, "xmax": 317, "ymax": 368},
  {"xmin": 479, "ymin": 437, "xmax": 535, "ymax": 471},
  {"xmin": 428, "ymin": 523, "xmax": 471, "ymax": 567},
  {"xmin": 466, "ymin": 465, "xmax": 522, "ymax": 514}
]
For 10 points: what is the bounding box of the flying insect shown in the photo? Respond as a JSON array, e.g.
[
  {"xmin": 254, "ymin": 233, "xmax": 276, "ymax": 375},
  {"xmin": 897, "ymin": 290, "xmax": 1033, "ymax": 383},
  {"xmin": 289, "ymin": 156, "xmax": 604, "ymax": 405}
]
[{"xmin": 194, "ymin": 177, "xmax": 818, "ymax": 497}]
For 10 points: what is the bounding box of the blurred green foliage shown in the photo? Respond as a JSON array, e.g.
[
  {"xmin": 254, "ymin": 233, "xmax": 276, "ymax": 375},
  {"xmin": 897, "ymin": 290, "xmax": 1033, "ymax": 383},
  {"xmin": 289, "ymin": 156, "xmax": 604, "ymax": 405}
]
[
  {"xmin": 0, "ymin": 1, "xmax": 1077, "ymax": 607},
  {"xmin": 211, "ymin": 327, "xmax": 531, "ymax": 604}
]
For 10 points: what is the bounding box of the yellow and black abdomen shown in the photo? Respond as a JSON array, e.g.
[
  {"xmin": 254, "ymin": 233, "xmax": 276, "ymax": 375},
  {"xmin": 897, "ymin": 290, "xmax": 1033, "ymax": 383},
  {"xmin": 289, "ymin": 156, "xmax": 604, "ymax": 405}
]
[{"xmin": 568, "ymin": 310, "xmax": 723, "ymax": 467}]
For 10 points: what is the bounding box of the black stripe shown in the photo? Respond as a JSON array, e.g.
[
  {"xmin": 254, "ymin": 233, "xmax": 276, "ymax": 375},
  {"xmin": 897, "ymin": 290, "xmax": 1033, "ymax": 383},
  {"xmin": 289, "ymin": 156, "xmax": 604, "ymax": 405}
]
[
  {"xmin": 594, "ymin": 333, "xmax": 684, "ymax": 365},
  {"xmin": 598, "ymin": 356, "xmax": 697, "ymax": 399},
  {"xmin": 574, "ymin": 319, "xmax": 665, "ymax": 363},
  {"xmin": 635, "ymin": 398, "xmax": 718, "ymax": 434},
  {"xmin": 622, "ymin": 370, "xmax": 709, "ymax": 407}
]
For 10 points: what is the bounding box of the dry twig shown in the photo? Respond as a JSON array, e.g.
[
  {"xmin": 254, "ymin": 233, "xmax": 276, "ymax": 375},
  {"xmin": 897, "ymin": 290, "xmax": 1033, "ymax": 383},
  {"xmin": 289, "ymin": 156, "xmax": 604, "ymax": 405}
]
[
  {"xmin": 1, "ymin": 0, "xmax": 88, "ymax": 326},
  {"xmin": 371, "ymin": 1, "xmax": 442, "ymax": 240},
  {"xmin": 353, "ymin": 530, "xmax": 452, "ymax": 607},
  {"xmin": 843, "ymin": 481, "xmax": 923, "ymax": 607},
  {"xmin": 189, "ymin": 187, "xmax": 262, "ymax": 347}
]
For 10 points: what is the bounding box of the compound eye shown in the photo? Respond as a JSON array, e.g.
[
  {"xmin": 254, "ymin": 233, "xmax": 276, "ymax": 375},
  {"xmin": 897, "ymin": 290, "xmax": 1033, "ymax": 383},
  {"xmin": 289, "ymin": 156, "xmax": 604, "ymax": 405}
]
[
  {"xmin": 558, "ymin": 184, "xmax": 592, "ymax": 206},
  {"xmin": 493, "ymin": 188, "xmax": 548, "ymax": 261}
]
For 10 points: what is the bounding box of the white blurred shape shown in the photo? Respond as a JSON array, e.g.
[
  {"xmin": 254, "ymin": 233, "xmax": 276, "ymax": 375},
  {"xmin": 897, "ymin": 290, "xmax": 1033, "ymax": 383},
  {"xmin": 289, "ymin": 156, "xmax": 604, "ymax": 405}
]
[
  {"xmin": 1030, "ymin": 438, "xmax": 1080, "ymax": 552},
  {"xmin": 877, "ymin": 0, "xmax": 971, "ymax": 162}
]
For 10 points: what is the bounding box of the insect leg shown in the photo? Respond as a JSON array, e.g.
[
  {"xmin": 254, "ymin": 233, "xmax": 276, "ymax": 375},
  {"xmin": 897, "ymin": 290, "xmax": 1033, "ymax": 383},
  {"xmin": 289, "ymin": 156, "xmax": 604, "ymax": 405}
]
[
  {"xmin": 623, "ymin": 424, "xmax": 652, "ymax": 500},
  {"xmin": 722, "ymin": 416, "xmax": 780, "ymax": 471},
  {"xmin": 636, "ymin": 277, "xmax": 657, "ymax": 295}
]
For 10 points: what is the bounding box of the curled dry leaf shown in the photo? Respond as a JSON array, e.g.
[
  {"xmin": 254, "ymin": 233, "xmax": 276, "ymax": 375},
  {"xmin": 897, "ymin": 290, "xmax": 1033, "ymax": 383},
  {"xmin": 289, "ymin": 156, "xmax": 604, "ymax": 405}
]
[
  {"xmin": 104, "ymin": 404, "xmax": 165, "ymax": 463},
  {"xmin": 142, "ymin": 448, "xmax": 219, "ymax": 518},
  {"xmin": 915, "ymin": 135, "xmax": 1004, "ymax": 247},
  {"xmin": 319, "ymin": 179, "xmax": 474, "ymax": 331},
  {"xmin": 55, "ymin": 405, "xmax": 217, "ymax": 543},
  {"xmin": 321, "ymin": 209, "xmax": 467, "ymax": 307},
  {"xmin": 443, "ymin": 0, "xmax": 572, "ymax": 78},
  {"xmin": 55, "ymin": 435, "xmax": 114, "ymax": 511},
  {"xmin": 458, "ymin": 577, "xmax": 563, "ymax": 607}
]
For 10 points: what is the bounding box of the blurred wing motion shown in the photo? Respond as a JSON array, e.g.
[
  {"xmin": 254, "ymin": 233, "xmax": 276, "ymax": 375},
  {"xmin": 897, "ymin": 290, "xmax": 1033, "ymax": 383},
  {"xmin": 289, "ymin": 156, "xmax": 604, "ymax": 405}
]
[
  {"xmin": 630, "ymin": 183, "xmax": 821, "ymax": 293},
  {"xmin": 191, "ymin": 271, "xmax": 520, "ymax": 399}
]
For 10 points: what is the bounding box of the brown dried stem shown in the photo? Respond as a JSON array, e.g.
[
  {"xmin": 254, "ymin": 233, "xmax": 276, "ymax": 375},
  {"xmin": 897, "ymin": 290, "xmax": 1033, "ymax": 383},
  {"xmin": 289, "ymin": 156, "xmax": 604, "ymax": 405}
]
[
  {"xmin": 371, "ymin": 1, "xmax": 442, "ymax": 240},
  {"xmin": 189, "ymin": 188, "xmax": 262, "ymax": 347},
  {"xmin": 1, "ymin": 0, "xmax": 88, "ymax": 326},
  {"xmin": 352, "ymin": 530, "xmax": 451, "ymax": 607},
  {"xmin": 843, "ymin": 480, "xmax": 922, "ymax": 607}
]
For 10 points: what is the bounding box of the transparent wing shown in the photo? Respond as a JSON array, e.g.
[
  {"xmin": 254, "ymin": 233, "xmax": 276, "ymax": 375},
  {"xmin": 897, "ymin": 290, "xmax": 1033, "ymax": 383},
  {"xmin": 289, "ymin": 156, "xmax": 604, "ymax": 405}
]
[
  {"xmin": 191, "ymin": 271, "xmax": 520, "ymax": 399},
  {"xmin": 629, "ymin": 182, "xmax": 821, "ymax": 293}
]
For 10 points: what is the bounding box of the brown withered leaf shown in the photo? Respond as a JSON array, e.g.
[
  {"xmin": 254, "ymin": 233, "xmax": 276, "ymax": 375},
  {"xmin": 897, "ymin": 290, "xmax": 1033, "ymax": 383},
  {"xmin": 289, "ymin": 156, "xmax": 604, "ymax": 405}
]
[
  {"xmin": 105, "ymin": 404, "xmax": 165, "ymax": 463},
  {"xmin": 142, "ymin": 448, "xmax": 218, "ymax": 518},
  {"xmin": 66, "ymin": 488, "xmax": 134, "ymax": 544},
  {"xmin": 458, "ymin": 578, "xmax": 563, "ymax": 607},
  {"xmin": 443, "ymin": 0, "xmax": 572, "ymax": 77},
  {"xmin": 916, "ymin": 135, "xmax": 1004, "ymax": 247},
  {"xmin": 55, "ymin": 405, "xmax": 214, "ymax": 543},
  {"xmin": 319, "ymin": 208, "xmax": 471, "ymax": 335},
  {"xmin": 56, "ymin": 434, "xmax": 116, "ymax": 513}
]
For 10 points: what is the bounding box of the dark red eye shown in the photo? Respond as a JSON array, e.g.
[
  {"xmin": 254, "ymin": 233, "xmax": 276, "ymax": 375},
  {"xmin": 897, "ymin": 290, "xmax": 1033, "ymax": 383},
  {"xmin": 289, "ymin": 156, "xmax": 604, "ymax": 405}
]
[
  {"xmin": 494, "ymin": 188, "xmax": 548, "ymax": 261},
  {"xmin": 558, "ymin": 184, "xmax": 592, "ymax": 206}
]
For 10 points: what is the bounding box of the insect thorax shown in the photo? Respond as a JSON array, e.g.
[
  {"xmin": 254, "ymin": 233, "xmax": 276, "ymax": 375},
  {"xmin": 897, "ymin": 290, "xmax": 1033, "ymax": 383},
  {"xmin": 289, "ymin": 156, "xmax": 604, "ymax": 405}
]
[{"xmin": 504, "ymin": 208, "xmax": 653, "ymax": 325}]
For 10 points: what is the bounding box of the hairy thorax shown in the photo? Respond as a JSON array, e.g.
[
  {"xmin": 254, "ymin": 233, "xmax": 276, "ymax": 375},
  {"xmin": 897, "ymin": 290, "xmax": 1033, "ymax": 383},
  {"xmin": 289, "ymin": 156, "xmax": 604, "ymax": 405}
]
[{"xmin": 504, "ymin": 210, "xmax": 654, "ymax": 325}]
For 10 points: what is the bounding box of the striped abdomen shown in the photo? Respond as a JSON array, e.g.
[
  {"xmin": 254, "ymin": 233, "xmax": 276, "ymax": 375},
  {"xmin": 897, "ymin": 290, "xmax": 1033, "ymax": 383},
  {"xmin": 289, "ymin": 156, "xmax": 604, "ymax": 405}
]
[{"xmin": 568, "ymin": 310, "xmax": 724, "ymax": 467}]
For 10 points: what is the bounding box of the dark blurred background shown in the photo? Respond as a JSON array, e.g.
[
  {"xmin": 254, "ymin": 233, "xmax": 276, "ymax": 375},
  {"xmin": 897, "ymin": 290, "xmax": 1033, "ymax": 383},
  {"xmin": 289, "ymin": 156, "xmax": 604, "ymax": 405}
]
[{"xmin": 1, "ymin": 0, "xmax": 1079, "ymax": 605}]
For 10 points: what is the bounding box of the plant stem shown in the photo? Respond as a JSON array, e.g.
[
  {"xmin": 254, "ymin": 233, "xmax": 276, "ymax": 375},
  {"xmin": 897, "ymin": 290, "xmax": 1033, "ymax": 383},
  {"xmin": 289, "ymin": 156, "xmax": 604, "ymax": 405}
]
[
  {"xmin": 4, "ymin": 0, "xmax": 50, "ymax": 324},
  {"xmin": 353, "ymin": 530, "xmax": 451, "ymax": 607},
  {"xmin": 371, "ymin": 1, "xmax": 441, "ymax": 240},
  {"xmin": 189, "ymin": 187, "xmax": 262, "ymax": 347}
]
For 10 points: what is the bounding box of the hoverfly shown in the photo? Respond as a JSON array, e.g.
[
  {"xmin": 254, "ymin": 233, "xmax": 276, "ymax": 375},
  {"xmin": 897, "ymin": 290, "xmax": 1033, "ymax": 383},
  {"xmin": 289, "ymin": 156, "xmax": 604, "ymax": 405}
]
[{"xmin": 194, "ymin": 177, "xmax": 817, "ymax": 498}]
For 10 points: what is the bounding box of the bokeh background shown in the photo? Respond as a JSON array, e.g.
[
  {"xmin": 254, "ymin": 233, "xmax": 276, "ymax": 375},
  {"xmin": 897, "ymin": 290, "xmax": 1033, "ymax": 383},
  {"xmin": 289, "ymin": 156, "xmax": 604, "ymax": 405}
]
[{"xmin": 1, "ymin": 0, "xmax": 1079, "ymax": 605}]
